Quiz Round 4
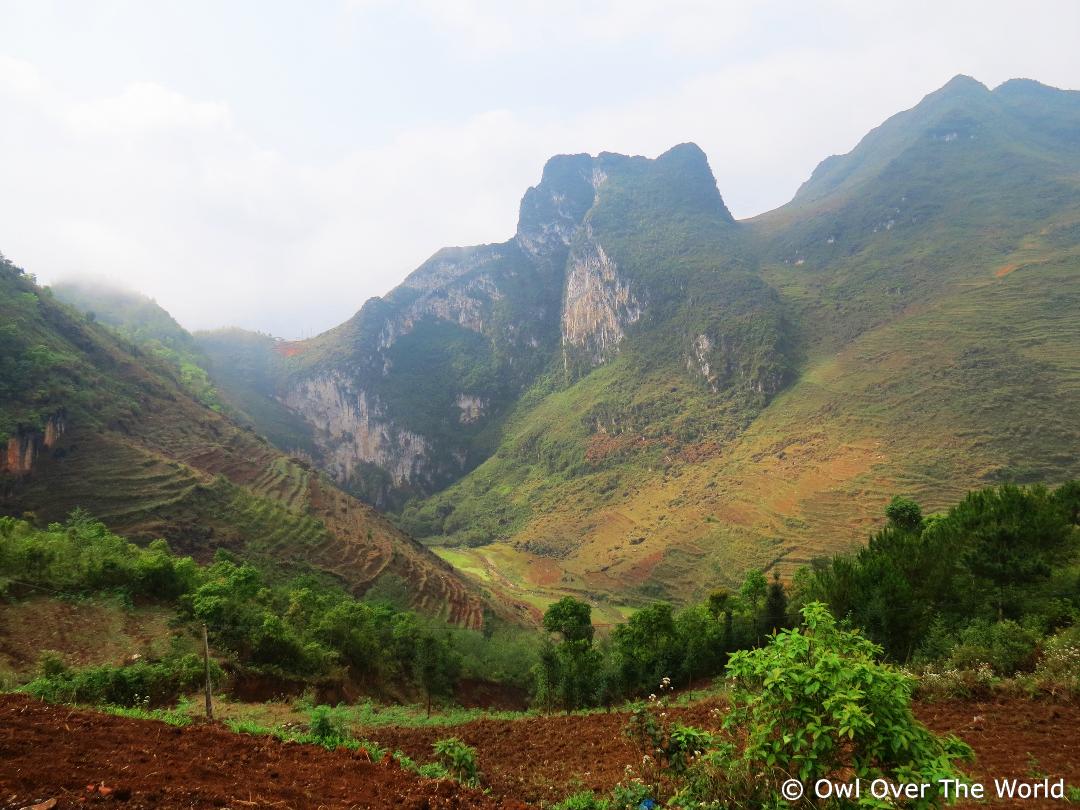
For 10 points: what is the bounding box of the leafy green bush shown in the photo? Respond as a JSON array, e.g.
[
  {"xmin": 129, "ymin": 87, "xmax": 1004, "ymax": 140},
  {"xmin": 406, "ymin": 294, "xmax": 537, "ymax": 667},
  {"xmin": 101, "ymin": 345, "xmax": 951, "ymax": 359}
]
[
  {"xmin": 306, "ymin": 704, "xmax": 353, "ymax": 747},
  {"xmin": 1032, "ymin": 627, "xmax": 1080, "ymax": 695},
  {"xmin": 22, "ymin": 653, "xmax": 220, "ymax": 707},
  {"xmin": 0, "ymin": 513, "xmax": 199, "ymax": 600},
  {"xmin": 947, "ymin": 619, "xmax": 1039, "ymax": 675},
  {"xmin": 551, "ymin": 791, "xmax": 612, "ymax": 810},
  {"xmin": 673, "ymin": 604, "xmax": 971, "ymax": 808},
  {"xmin": 432, "ymin": 737, "xmax": 480, "ymax": 787}
]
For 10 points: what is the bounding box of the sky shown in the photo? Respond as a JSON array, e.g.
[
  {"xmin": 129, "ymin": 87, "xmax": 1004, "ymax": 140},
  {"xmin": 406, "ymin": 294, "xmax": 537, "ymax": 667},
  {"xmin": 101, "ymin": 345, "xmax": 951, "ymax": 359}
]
[{"xmin": 1, "ymin": 1, "xmax": 1079, "ymax": 339}]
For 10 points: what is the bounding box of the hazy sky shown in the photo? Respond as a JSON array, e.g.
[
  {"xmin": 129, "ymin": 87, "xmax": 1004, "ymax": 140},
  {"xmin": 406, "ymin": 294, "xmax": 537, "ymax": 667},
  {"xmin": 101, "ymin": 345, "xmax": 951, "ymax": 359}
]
[{"xmin": 2, "ymin": 1, "xmax": 1078, "ymax": 338}]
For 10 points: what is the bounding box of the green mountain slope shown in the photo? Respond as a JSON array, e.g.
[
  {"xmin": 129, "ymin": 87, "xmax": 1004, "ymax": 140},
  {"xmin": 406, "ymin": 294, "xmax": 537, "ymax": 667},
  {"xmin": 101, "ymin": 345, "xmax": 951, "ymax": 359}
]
[
  {"xmin": 0, "ymin": 258, "xmax": 504, "ymax": 627},
  {"xmin": 200, "ymin": 76, "xmax": 1080, "ymax": 613}
]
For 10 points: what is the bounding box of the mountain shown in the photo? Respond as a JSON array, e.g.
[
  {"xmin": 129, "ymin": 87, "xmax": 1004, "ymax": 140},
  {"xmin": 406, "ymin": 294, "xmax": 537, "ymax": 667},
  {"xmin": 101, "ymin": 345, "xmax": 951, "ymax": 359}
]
[
  {"xmin": 200, "ymin": 76, "xmax": 1079, "ymax": 612},
  {"xmin": 0, "ymin": 259, "xmax": 501, "ymax": 627}
]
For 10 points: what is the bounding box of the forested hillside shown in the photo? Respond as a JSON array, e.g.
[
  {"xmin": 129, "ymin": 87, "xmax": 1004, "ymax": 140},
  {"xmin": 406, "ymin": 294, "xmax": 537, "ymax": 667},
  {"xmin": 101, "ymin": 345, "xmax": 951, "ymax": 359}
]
[{"xmin": 0, "ymin": 256, "xmax": 504, "ymax": 627}]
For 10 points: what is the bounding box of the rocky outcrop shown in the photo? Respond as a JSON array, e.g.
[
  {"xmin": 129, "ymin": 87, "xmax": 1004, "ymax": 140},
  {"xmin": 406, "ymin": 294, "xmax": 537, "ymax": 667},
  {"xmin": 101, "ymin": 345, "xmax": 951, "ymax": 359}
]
[
  {"xmin": 515, "ymin": 153, "xmax": 599, "ymax": 263},
  {"xmin": 561, "ymin": 229, "xmax": 642, "ymax": 368},
  {"xmin": 687, "ymin": 334, "xmax": 716, "ymax": 390},
  {"xmin": 1, "ymin": 413, "xmax": 65, "ymax": 476},
  {"xmin": 456, "ymin": 394, "xmax": 487, "ymax": 424},
  {"xmin": 378, "ymin": 248, "xmax": 506, "ymax": 351},
  {"xmin": 686, "ymin": 331, "xmax": 788, "ymax": 397},
  {"xmin": 281, "ymin": 374, "xmax": 429, "ymax": 488}
]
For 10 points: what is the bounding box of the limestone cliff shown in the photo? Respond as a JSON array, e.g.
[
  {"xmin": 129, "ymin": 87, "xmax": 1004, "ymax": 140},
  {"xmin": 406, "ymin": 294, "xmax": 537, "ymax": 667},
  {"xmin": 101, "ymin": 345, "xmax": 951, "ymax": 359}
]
[
  {"xmin": 281, "ymin": 373, "xmax": 431, "ymax": 492},
  {"xmin": 203, "ymin": 144, "xmax": 769, "ymax": 509},
  {"xmin": 1, "ymin": 413, "xmax": 65, "ymax": 476},
  {"xmin": 561, "ymin": 226, "xmax": 642, "ymax": 368}
]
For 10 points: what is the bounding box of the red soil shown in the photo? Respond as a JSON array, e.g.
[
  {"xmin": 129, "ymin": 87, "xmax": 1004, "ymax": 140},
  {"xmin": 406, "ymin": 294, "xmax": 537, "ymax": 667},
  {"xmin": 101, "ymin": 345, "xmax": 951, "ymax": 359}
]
[
  {"xmin": 0, "ymin": 695, "xmax": 522, "ymax": 809},
  {"xmin": 272, "ymin": 342, "xmax": 307, "ymax": 357},
  {"xmin": 916, "ymin": 697, "xmax": 1080, "ymax": 808},
  {"xmin": 2, "ymin": 694, "xmax": 1077, "ymax": 809}
]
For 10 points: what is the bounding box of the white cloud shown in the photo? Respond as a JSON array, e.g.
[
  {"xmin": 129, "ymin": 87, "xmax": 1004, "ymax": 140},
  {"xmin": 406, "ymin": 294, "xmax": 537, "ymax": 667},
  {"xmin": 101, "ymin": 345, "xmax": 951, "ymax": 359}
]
[
  {"xmin": 66, "ymin": 82, "xmax": 234, "ymax": 137},
  {"xmin": 0, "ymin": 2, "xmax": 1077, "ymax": 337}
]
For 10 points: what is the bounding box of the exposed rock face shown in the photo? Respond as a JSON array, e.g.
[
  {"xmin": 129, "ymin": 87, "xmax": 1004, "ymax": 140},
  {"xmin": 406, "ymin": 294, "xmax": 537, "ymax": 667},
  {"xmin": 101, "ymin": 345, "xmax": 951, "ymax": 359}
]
[
  {"xmin": 274, "ymin": 156, "xmax": 607, "ymax": 501},
  {"xmin": 1, "ymin": 413, "xmax": 65, "ymax": 475},
  {"xmin": 688, "ymin": 334, "xmax": 715, "ymax": 390},
  {"xmin": 456, "ymin": 394, "xmax": 487, "ymax": 424},
  {"xmin": 561, "ymin": 228, "xmax": 642, "ymax": 367},
  {"xmin": 515, "ymin": 153, "xmax": 598, "ymax": 263},
  {"xmin": 686, "ymin": 330, "xmax": 788, "ymax": 397},
  {"xmin": 214, "ymin": 145, "xmax": 751, "ymax": 506},
  {"xmin": 281, "ymin": 374, "xmax": 429, "ymax": 489},
  {"xmin": 378, "ymin": 248, "xmax": 506, "ymax": 351}
]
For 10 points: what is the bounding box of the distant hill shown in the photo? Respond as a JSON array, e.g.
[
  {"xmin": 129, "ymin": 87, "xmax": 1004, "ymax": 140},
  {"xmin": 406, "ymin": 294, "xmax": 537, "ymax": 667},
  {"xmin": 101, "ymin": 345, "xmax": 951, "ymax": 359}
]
[
  {"xmin": 0, "ymin": 257, "xmax": 505, "ymax": 627},
  {"xmin": 189, "ymin": 77, "xmax": 1080, "ymax": 610}
]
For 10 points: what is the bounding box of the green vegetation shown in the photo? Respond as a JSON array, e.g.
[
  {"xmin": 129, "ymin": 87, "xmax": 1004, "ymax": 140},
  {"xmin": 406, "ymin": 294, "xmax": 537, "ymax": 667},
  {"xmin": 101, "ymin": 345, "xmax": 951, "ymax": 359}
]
[
  {"xmin": 432, "ymin": 736, "xmax": 481, "ymax": 787},
  {"xmin": 5, "ymin": 480, "xmax": 1078, "ymax": 721},
  {"xmin": 23, "ymin": 649, "xmax": 218, "ymax": 707},
  {"xmin": 796, "ymin": 481, "xmax": 1080, "ymax": 671},
  {"xmin": 51, "ymin": 279, "xmax": 224, "ymax": 411},
  {"xmin": 0, "ymin": 509, "xmax": 198, "ymax": 600},
  {"xmin": 0, "ymin": 511, "xmax": 526, "ymax": 707},
  {"xmin": 605, "ymin": 605, "xmax": 971, "ymax": 809},
  {"xmin": 346, "ymin": 78, "xmax": 1080, "ymax": 612}
]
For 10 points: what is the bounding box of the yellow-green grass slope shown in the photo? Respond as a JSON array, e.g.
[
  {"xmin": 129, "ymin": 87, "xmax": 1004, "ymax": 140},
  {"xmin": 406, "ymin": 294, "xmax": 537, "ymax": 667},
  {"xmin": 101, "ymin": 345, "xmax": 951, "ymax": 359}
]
[{"xmin": 406, "ymin": 77, "xmax": 1080, "ymax": 611}]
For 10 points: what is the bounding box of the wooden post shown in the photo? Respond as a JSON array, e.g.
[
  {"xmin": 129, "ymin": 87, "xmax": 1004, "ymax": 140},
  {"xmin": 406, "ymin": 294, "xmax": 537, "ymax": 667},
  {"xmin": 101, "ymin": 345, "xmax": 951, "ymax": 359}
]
[{"xmin": 202, "ymin": 623, "xmax": 213, "ymax": 720}]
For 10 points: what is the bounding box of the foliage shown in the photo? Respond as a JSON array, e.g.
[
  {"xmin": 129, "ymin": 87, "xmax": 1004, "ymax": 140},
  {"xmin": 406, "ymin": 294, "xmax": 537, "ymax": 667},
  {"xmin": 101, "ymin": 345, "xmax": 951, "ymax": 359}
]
[
  {"xmin": 649, "ymin": 604, "xmax": 973, "ymax": 809},
  {"xmin": 22, "ymin": 651, "xmax": 220, "ymax": 707},
  {"xmin": 101, "ymin": 695, "xmax": 193, "ymax": 727},
  {"xmin": 624, "ymin": 677, "xmax": 712, "ymax": 804},
  {"xmin": 551, "ymin": 792, "xmax": 613, "ymax": 810},
  {"xmin": 0, "ymin": 512, "xmax": 199, "ymax": 600},
  {"xmin": 307, "ymin": 704, "xmax": 354, "ymax": 747},
  {"xmin": 432, "ymin": 737, "xmax": 481, "ymax": 787},
  {"xmin": 886, "ymin": 496, "xmax": 924, "ymax": 532},
  {"xmin": 0, "ymin": 512, "xmax": 489, "ymax": 703},
  {"xmin": 803, "ymin": 482, "xmax": 1080, "ymax": 665},
  {"xmin": 544, "ymin": 596, "xmax": 596, "ymax": 643}
]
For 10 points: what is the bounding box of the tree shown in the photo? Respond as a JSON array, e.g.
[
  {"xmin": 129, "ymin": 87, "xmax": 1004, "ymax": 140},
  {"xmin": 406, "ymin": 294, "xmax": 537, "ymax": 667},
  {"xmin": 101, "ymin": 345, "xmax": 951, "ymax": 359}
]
[
  {"xmin": 1054, "ymin": 479, "xmax": 1080, "ymax": 526},
  {"xmin": 412, "ymin": 631, "xmax": 461, "ymax": 716},
  {"xmin": 953, "ymin": 484, "xmax": 1075, "ymax": 619},
  {"xmin": 762, "ymin": 571, "xmax": 788, "ymax": 635},
  {"xmin": 538, "ymin": 597, "xmax": 599, "ymax": 712},
  {"xmin": 739, "ymin": 569, "xmax": 768, "ymax": 641},
  {"xmin": 885, "ymin": 495, "xmax": 923, "ymax": 532},
  {"xmin": 674, "ymin": 604, "xmax": 724, "ymax": 692},
  {"xmin": 543, "ymin": 596, "xmax": 594, "ymax": 643},
  {"xmin": 611, "ymin": 602, "xmax": 680, "ymax": 696}
]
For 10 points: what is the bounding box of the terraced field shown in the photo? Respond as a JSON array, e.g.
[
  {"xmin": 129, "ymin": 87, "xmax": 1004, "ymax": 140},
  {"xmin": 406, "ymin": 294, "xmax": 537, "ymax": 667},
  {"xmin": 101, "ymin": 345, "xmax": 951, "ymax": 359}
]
[{"xmin": 1, "ymin": 262, "xmax": 505, "ymax": 629}]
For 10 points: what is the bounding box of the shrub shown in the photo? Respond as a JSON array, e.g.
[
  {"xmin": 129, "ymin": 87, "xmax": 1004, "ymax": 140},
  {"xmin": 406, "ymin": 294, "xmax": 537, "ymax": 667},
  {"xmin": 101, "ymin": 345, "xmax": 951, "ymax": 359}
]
[
  {"xmin": 37, "ymin": 650, "xmax": 69, "ymax": 679},
  {"xmin": 676, "ymin": 604, "xmax": 972, "ymax": 808},
  {"xmin": 23, "ymin": 653, "xmax": 219, "ymax": 707},
  {"xmin": 623, "ymin": 677, "xmax": 712, "ymax": 804},
  {"xmin": 1032, "ymin": 628, "xmax": 1080, "ymax": 695},
  {"xmin": 551, "ymin": 792, "xmax": 612, "ymax": 810},
  {"xmin": 947, "ymin": 619, "xmax": 1039, "ymax": 675},
  {"xmin": 433, "ymin": 737, "xmax": 480, "ymax": 787},
  {"xmin": 307, "ymin": 704, "xmax": 353, "ymax": 747}
]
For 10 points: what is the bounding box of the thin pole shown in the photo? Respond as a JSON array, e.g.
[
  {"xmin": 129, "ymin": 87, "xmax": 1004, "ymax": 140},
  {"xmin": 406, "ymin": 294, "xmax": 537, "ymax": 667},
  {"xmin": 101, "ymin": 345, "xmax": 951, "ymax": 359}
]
[{"xmin": 203, "ymin": 623, "xmax": 213, "ymax": 720}]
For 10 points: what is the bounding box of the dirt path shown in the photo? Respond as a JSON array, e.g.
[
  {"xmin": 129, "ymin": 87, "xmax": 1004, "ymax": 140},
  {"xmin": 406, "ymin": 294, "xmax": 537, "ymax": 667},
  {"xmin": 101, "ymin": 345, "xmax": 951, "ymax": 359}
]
[{"xmin": 0, "ymin": 696, "xmax": 521, "ymax": 810}]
